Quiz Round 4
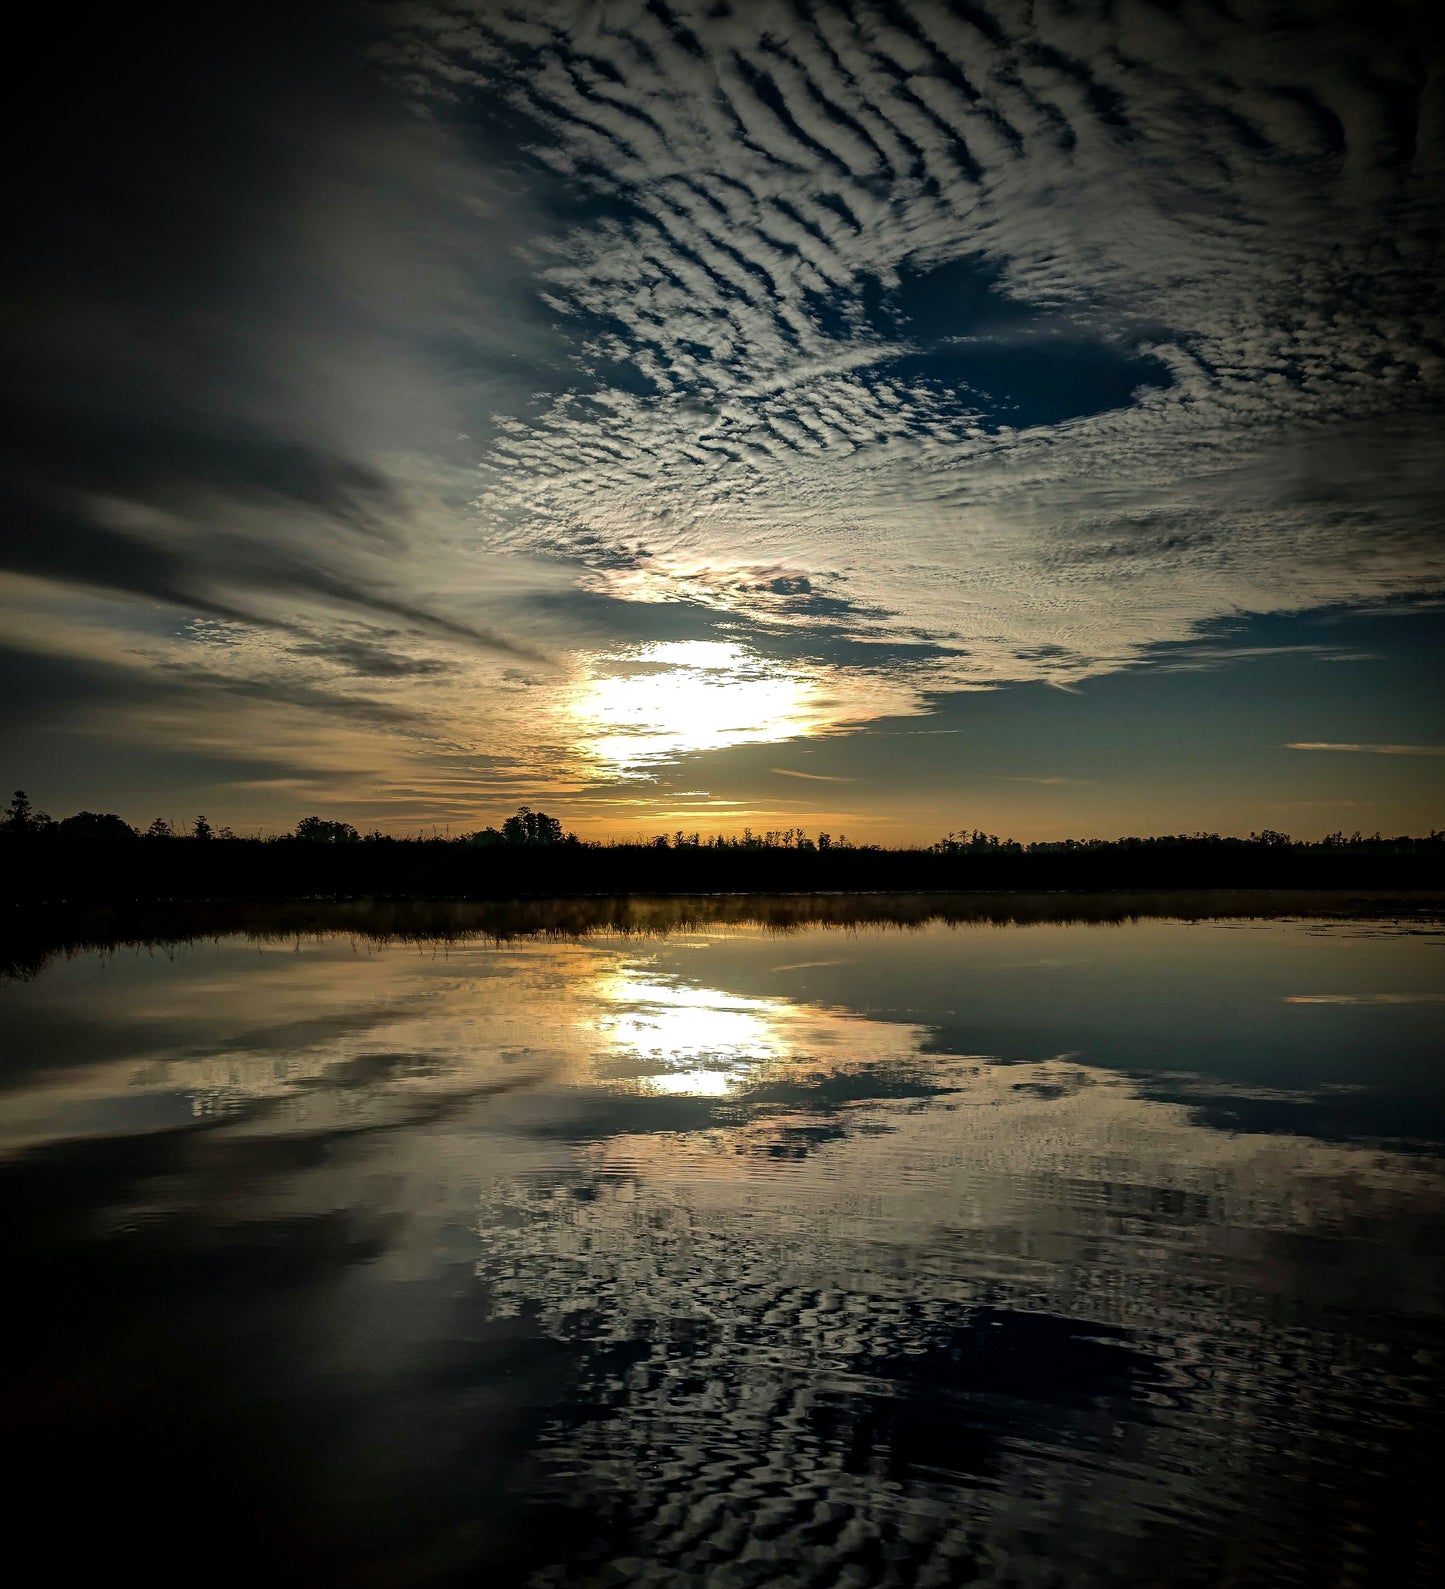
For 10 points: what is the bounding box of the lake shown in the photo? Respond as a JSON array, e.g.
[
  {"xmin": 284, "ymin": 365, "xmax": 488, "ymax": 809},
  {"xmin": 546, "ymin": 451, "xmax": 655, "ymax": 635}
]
[{"xmin": 2, "ymin": 895, "xmax": 1441, "ymax": 1586}]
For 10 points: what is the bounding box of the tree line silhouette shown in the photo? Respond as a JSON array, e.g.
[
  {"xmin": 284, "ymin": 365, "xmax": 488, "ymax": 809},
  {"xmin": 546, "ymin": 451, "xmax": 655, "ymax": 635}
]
[{"xmin": 3, "ymin": 790, "xmax": 1442, "ymax": 903}]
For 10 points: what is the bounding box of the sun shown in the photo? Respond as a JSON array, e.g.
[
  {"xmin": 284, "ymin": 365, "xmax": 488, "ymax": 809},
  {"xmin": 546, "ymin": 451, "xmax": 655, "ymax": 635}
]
[{"xmin": 572, "ymin": 641, "xmax": 832, "ymax": 774}]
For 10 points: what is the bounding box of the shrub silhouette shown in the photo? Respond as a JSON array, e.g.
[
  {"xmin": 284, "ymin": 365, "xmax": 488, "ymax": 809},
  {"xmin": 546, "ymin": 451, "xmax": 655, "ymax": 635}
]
[
  {"xmin": 56, "ymin": 812, "xmax": 138, "ymax": 841},
  {"xmin": 293, "ymin": 816, "xmax": 360, "ymax": 844}
]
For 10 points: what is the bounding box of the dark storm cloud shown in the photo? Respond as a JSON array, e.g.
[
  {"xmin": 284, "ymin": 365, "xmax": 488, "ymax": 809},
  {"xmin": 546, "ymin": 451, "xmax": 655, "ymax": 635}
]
[
  {"xmin": 521, "ymin": 586, "xmax": 727, "ymax": 643},
  {"xmin": 289, "ymin": 636, "xmax": 456, "ymax": 678},
  {"xmin": 0, "ymin": 636, "xmax": 419, "ymax": 740},
  {"xmin": 0, "ymin": 644, "xmax": 162, "ymax": 734},
  {"xmin": 150, "ymin": 662, "xmax": 422, "ymax": 730},
  {"xmin": 3, "ymin": 465, "xmax": 544, "ymax": 659},
  {"xmin": 2, "ymin": 0, "xmax": 548, "ymax": 661}
]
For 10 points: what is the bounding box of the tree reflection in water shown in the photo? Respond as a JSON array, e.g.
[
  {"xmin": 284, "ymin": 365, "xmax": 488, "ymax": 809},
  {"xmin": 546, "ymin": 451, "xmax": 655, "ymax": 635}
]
[{"xmin": 0, "ymin": 902, "xmax": 1440, "ymax": 1586}]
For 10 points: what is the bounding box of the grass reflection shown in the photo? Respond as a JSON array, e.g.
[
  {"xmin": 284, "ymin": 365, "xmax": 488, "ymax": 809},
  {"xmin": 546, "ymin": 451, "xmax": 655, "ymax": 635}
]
[{"xmin": 5, "ymin": 887, "xmax": 1438, "ymax": 981}]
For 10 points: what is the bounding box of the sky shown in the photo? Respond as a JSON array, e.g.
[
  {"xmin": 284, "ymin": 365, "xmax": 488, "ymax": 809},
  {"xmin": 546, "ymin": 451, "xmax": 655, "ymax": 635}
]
[{"xmin": 3, "ymin": 0, "xmax": 1442, "ymax": 842}]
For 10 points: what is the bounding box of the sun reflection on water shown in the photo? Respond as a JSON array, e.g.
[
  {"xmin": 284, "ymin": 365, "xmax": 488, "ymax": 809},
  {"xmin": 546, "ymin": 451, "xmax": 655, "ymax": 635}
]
[
  {"xmin": 581, "ymin": 960, "xmax": 937, "ymax": 1099},
  {"xmin": 587, "ymin": 972, "xmax": 793, "ymax": 1095}
]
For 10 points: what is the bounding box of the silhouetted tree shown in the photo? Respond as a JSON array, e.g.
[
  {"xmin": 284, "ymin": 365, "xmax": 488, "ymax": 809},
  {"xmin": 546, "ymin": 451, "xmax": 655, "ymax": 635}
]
[
  {"xmin": 56, "ymin": 812, "xmax": 138, "ymax": 841},
  {"xmin": 3, "ymin": 784, "xmax": 1442, "ymax": 906},
  {"xmin": 2, "ymin": 790, "xmax": 51, "ymax": 835},
  {"xmin": 293, "ymin": 816, "xmax": 360, "ymax": 844},
  {"xmin": 931, "ymin": 829, "xmax": 1023, "ymax": 855},
  {"xmin": 500, "ymin": 806, "xmax": 565, "ymax": 846}
]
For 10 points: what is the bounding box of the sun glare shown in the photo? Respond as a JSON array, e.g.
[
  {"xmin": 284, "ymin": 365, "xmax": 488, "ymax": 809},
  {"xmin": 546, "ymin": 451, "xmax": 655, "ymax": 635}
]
[
  {"xmin": 580, "ymin": 961, "xmax": 932, "ymax": 1097},
  {"xmin": 586, "ymin": 971, "xmax": 790, "ymax": 1095},
  {"xmin": 573, "ymin": 641, "xmax": 835, "ymax": 774}
]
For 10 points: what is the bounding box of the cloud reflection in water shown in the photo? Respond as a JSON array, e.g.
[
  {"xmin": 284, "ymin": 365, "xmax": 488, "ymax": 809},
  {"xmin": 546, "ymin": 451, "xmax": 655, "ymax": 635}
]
[{"xmin": 1, "ymin": 909, "xmax": 1442, "ymax": 1586}]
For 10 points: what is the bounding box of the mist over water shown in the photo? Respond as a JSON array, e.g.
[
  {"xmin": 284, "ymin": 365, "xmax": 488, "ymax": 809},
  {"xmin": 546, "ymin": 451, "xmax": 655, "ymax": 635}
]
[{"xmin": 2, "ymin": 901, "xmax": 1441, "ymax": 1586}]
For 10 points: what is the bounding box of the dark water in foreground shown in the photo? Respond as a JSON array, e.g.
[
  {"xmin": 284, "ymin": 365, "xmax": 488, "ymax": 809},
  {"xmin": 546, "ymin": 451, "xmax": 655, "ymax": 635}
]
[{"xmin": 2, "ymin": 897, "xmax": 1442, "ymax": 1587}]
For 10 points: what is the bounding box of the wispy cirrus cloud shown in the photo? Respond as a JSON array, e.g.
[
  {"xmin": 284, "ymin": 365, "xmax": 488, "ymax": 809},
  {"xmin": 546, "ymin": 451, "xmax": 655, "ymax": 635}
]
[
  {"xmin": 1284, "ymin": 994, "xmax": 1445, "ymax": 1005},
  {"xmin": 1286, "ymin": 743, "xmax": 1445, "ymax": 756},
  {"xmin": 771, "ymin": 768, "xmax": 856, "ymax": 783},
  {"xmin": 980, "ymin": 776, "xmax": 1091, "ymax": 786}
]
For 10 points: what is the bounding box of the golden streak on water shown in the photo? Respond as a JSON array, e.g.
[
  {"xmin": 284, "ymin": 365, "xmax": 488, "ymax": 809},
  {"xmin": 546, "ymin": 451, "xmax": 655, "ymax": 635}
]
[
  {"xmin": 578, "ymin": 956, "xmax": 939, "ymax": 1101},
  {"xmin": 587, "ymin": 973, "xmax": 803, "ymax": 1095}
]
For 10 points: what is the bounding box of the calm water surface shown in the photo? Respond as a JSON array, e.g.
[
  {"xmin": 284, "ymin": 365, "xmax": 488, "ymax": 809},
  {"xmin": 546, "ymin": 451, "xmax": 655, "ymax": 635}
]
[{"xmin": 2, "ymin": 900, "xmax": 1442, "ymax": 1586}]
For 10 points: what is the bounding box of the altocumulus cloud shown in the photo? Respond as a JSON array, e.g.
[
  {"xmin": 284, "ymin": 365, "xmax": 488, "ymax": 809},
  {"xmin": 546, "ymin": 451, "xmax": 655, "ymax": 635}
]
[
  {"xmin": 2, "ymin": 0, "xmax": 1442, "ymax": 823},
  {"xmin": 389, "ymin": 0, "xmax": 1444, "ymax": 695}
]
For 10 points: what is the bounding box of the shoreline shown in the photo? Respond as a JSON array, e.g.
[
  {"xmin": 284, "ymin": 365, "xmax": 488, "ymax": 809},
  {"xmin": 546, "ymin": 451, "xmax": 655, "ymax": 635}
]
[{"xmin": 6, "ymin": 886, "xmax": 1442, "ymax": 981}]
